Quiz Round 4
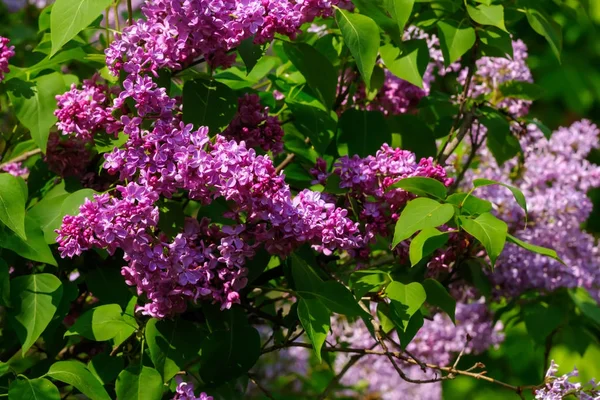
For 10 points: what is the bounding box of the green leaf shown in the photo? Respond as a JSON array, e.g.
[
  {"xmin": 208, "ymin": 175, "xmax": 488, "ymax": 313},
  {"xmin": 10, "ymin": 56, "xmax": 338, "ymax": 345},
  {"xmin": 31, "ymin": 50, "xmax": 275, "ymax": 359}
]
[
  {"xmin": 182, "ymin": 78, "xmax": 238, "ymax": 133},
  {"xmin": 0, "ymin": 173, "xmax": 27, "ymax": 240},
  {"xmin": 380, "ymin": 40, "xmax": 430, "ymax": 88},
  {"xmin": 199, "ymin": 325, "xmax": 261, "ymax": 384},
  {"xmin": 460, "ymin": 213, "xmax": 507, "ymax": 267},
  {"xmin": 0, "ymin": 216, "xmax": 58, "ymax": 266},
  {"xmin": 50, "ymin": 0, "xmax": 112, "ymax": 55},
  {"xmin": 65, "ymin": 304, "xmax": 137, "ymax": 342},
  {"xmin": 397, "ymin": 311, "xmax": 424, "ymax": 348},
  {"xmin": 298, "ymin": 298, "xmax": 330, "ymax": 363},
  {"xmin": 390, "ymin": 177, "xmax": 448, "ymax": 199},
  {"xmin": 478, "ymin": 27, "xmax": 513, "ymax": 58},
  {"xmin": 437, "ymin": 19, "xmax": 476, "ymax": 66},
  {"xmin": 387, "ymin": 114, "xmax": 437, "ymax": 158},
  {"xmin": 238, "ymin": 36, "xmax": 265, "ymax": 74},
  {"xmin": 8, "ymin": 73, "xmax": 65, "ymax": 152},
  {"xmin": 507, "ymin": 234, "xmax": 564, "ymax": 264},
  {"xmin": 409, "ymin": 227, "xmax": 449, "ymax": 266},
  {"xmin": 291, "ymin": 253, "xmax": 324, "ymax": 293},
  {"xmin": 335, "ymin": 9, "xmax": 380, "ymax": 89},
  {"xmin": 498, "ymin": 81, "xmax": 546, "ymax": 101},
  {"xmin": 569, "ymin": 288, "xmax": 600, "ymax": 326},
  {"xmin": 145, "ymin": 318, "xmax": 204, "ymax": 382},
  {"xmin": 115, "ymin": 366, "xmax": 163, "ymax": 400},
  {"xmin": 88, "ymin": 353, "xmax": 124, "ymax": 385},
  {"xmin": 337, "ymin": 109, "xmax": 391, "ymax": 157},
  {"xmin": 479, "ymin": 111, "xmax": 521, "ymax": 166},
  {"xmin": 446, "ymin": 193, "xmax": 493, "ymax": 216},
  {"xmin": 422, "ymin": 278, "xmax": 455, "ymax": 323},
  {"xmin": 466, "ymin": 4, "xmax": 506, "ymax": 31},
  {"xmin": 287, "ymin": 102, "xmax": 336, "ymax": 154},
  {"xmin": 9, "ymin": 274, "xmax": 63, "ymax": 355},
  {"xmin": 522, "ymin": 302, "xmax": 564, "ymax": 344},
  {"xmin": 473, "ymin": 178, "xmax": 527, "ymax": 216},
  {"xmin": 386, "ymin": 0, "xmax": 415, "ymax": 32},
  {"xmin": 385, "ymin": 281, "xmax": 426, "ymax": 330},
  {"xmin": 350, "ymin": 270, "xmax": 390, "ymax": 299},
  {"xmin": 526, "ymin": 8, "xmax": 562, "ymax": 61},
  {"xmin": 8, "ymin": 377, "xmax": 60, "ymax": 400},
  {"xmin": 46, "ymin": 361, "xmax": 110, "ymax": 400},
  {"xmin": 0, "ymin": 259, "xmax": 9, "ymax": 307},
  {"xmin": 349, "ymin": 0, "xmax": 402, "ymax": 44},
  {"xmin": 283, "ymin": 42, "xmax": 338, "ymax": 109},
  {"xmin": 312, "ymin": 281, "xmax": 369, "ymax": 318},
  {"xmin": 94, "ymin": 132, "xmax": 128, "ymax": 154},
  {"xmin": 392, "ymin": 198, "xmax": 455, "ymax": 247}
]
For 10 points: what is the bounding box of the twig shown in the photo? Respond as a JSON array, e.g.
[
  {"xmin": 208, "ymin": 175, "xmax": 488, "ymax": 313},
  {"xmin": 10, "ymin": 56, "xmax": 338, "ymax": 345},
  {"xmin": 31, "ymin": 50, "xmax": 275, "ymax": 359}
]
[
  {"xmin": 127, "ymin": 0, "xmax": 133, "ymax": 26},
  {"xmin": 317, "ymin": 353, "xmax": 367, "ymax": 400},
  {"xmin": 452, "ymin": 334, "xmax": 472, "ymax": 372},
  {"xmin": 274, "ymin": 137, "xmax": 310, "ymax": 173},
  {"xmin": 0, "ymin": 148, "xmax": 42, "ymax": 168},
  {"xmin": 248, "ymin": 373, "xmax": 275, "ymax": 400}
]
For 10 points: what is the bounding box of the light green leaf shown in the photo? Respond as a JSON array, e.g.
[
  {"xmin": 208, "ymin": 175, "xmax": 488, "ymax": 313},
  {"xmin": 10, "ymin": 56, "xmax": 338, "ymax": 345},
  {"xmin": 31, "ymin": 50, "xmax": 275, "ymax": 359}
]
[
  {"xmin": 8, "ymin": 73, "xmax": 65, "ymax": 152},
  {"xmin": 446, "ymin": 193, "xmax": 493, "ymax": 216},
  {"xmin": 350, "ymin": 270, "xmax": 390, "ymax": 299},
  {"xmin": 0, "ymin": 216, "xmax": 58, "ymax": 266},
  {"xmin": 422, "ymin": 278, "xmax": 455, "ymax": 323},
  {"xmin": 9, "ymin": 377, "xmax": 60, "ymax": 400},
  {"xmin": 335, "ymin": 8, "xmax": 380, "ymax": 89},
  {"xmin": 380, "ymin": 39, "xmax": 429, "ymax": 88},
  {"xmin": 115, "ymin": 366, "xmax": 163, "ymax": 400},
  {"xmin": 65, "ymin": 304, "xmax": 138, "ymax": 342},
  {"xmin": 473, "ymin": 178, "xmax": 527, "ymax": 216},
  {"xmin": 386, "ymin": 0, "xmax": 415, "ymax": 32},
  {"xmin": 298, "ymin": 298, "xmax": 330, "ymax": 363},
  {"xmin": 385, "ymin": 281, "xmax": 426, "ymax": 330},
  {"xmin": 466, "ymin": 4, "xmax": 506, "ymax": 31},
  {"xmin": 569, "ymin": 288, "xmax": 600, "ymax": 326},
  {"xmin": 409, "ymin": 228, "xmax": 449, "ymax": 266},
  {"xmin": 526, "ymin": 8, "xmax": 562, "ymax": 61},
  {"xmin": 389, "ymin": 176, "xmax": 448, "ymax": 200},
  {"xmin": 507, "ymin": 234, "xmax": 564, "ymax": 264},
  {"xmin": 350, "ymin": 0, "xmax": 402, "ymax": 44},
  {"xmin": 479, "ymin": 111, "xmax": 521, "ymax": 166},
  {"xmin": 460, "ymin": 213, "xmax": 507, "ymax": 267},
  {"xmin": 46, "ymin": 361, "xmax": 111, "ymax": 400},
  {"xmin": 437, "ymin": 19, "xmax": 476, "ymax": 66},
  {"xmin": 0, "ymin": 173, "xmax": 27, "ymax": 240},
  {"xmin": 50, "ymin": 0, "xmax": 113, "ymax": 55},
  {"xmin": 9, "ymin": 274, "xmax": 63, "ymax": 355},
  {"xmin": 392, "ymin": 198, "xmax": 455, "ymax": 247}
]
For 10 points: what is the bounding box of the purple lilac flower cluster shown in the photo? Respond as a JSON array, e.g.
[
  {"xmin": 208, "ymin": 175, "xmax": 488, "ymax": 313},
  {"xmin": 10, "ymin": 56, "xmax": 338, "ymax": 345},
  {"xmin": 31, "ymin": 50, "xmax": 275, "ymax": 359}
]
[
  {"xmin": 0, "ymin": 36, "xmax": 14, "ymax": 82},
  {"xmin": 535, "ymin": 361, "xmax": 600, "ymax": 400},
  {"xmin": 313, "ymin": 145, "xmax": 452, "ymax": 247},
  {"xmin": 54, "ymin": 75, "xmax": 122, "ymax": 141},
  {"xmin": 222, "ymin": 94, "xmax": 284, "ymax": 155},
  {"xmin": 105, "ymin": 0, "xmax": 351, "ymax": 73},
  {"xmin": 0, "ymin": 161, "xmax": 28, "ymax": 177},
  {"xmin": 468, "ymin": 120, "xmax": 600, "ymax": 299},
  {"xmin": 172, "ymin": 376, "xmax": 213, "ymax": 400}
]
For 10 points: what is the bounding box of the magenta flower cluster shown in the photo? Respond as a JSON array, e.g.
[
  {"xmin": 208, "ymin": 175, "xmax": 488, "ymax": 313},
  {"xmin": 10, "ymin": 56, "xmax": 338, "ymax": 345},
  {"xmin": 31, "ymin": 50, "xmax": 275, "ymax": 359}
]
[
  {"xmin": 172, "ymin": 376, "xmax": 213, "ymax": 400},
  {"xmin": 222, "ymin": 93, "xmax": 284, "ymax": 154},
  {"xmin": 0, "ymin": 161, "xmax": 28, "ymax": 177},
  {"xmin": 535, "ymin": 361, "xmax": 600, "ymax": 400},
  {"xmin": 0, "ymin": 36, "xmax": 14, "ymax": 82}
]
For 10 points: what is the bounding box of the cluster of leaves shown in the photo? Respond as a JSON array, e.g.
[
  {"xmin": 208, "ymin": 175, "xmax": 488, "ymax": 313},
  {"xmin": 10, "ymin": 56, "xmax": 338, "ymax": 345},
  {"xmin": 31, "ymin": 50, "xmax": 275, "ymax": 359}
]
[{"xmin": 0, "ymin": 0, "xmax": 599, "ymax": 399}]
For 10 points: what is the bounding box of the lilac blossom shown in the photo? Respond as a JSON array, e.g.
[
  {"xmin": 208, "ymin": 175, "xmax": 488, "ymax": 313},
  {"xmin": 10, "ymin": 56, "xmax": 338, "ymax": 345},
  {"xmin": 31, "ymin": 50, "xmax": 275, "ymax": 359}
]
[
  {"xmin": 172, "ymin": 376, "xmax": 213, "ymax": 400},
  {"xmin": 0, "ymin": 36, "xmax": 15, "ymax": 82},
  {"xmin": 535, "ymin": 361, "xmax": 600, "ymax": 400},
  {"xmin": 0, "ymin": 161, "xmax": 28, "ymax": 177}
]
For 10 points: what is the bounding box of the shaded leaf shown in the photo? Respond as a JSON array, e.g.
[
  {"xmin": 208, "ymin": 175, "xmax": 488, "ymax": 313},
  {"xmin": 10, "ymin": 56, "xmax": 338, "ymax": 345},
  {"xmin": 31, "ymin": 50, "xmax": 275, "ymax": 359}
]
[
  {"xmin": 460, "ymin": 213, "xmax": 507, "ymax": 267},
  {"xmin": 409, "ymin": 228, "xmax": 449, "ymax": 266},
  {"xmin": 298, "ymin": 298, "xmax": 330, "ymax": 363},
  {"xmin": 115, "ymin": 366, "xmax": 163, "ymax": 400},
  {"xmin": 46, "ymin": 361, "xmax": 110, "ymax": 400}
]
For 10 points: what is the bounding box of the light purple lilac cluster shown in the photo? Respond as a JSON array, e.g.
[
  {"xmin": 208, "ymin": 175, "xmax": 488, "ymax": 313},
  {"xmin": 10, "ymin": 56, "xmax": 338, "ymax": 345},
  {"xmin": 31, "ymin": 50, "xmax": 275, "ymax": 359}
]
[
  {"xmin": 535, "ymin": 361, "xmax": 600, "ymax": 400},
  {"xmin": 0, "ymin": 36, "xmax": 14, "ymax": 82},
  {"xmin": 459, "ymin": 40, "xmax": 533, "ymax": 117},
  {"xmin": 172, "ymin": 376, "xmax": 213, "ymax": 400},
  {"xmin": 54, "ymin": 75, "xmax": 122, "ymax": 141},
  {"xmin": 105, "ymin": 0, "xmax": 351, "ymax": 73},
  {"xmin": 0, "ymin": 161, "xmax": 28, "ymax": 177},
  {"xmin": 468, "ymin": 120, "xmax": 600, "ymax": 299},
  {"xmin": 312, "ymin": 145, "xmax": 452, "ymax": 249},
  {"xmin": 222, "ymin": 94, "xmax": 284, "ymax": 155}
]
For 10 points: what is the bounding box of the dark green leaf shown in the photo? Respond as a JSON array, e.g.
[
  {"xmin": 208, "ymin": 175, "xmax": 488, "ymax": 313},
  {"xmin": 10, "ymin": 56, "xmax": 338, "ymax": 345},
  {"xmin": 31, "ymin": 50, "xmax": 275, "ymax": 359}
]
[
  {"xmin": 65, "ymin": 304, "xmax": 138, "ymax": 342},
  {"xmin": 9, "ymin": 274, "xmax": 63, "ymax": 354},
  {"xmin": 182, "ymin": 78, "xmax": 238, "ymax": 133},
  {"xmin": 238, "ymin": 36, "xmax": 265, "ymax": 74},
  {"xmin": 498, "ymin": 81, "xmax": 546, "ymax": 101},
  {"xmin": 392, "ymin": 198, "xmax": 455, "ymax": 247},
  {"xmin": 386, "ymin": 281, "xmax": 426, "ymax": 330},
  {"xmin": 0, "ymin": 259, "xmax": 9, "ymax": 307},
  {"xmin": 479, "ymin": 112, "xmax": 521, "ymax": 166},
  {"xmin": 522, "ymin": 303, "xmax": 564, "ymax": 344},
  {"xmin": 349, "ymin": 270, "xmax": 390, "ymax": 299},
  {"xmin": 46, "ymin": 361, "xmax": 110, "ymax": 400},
  {"xmin": 390, "ymin": 177, "xmax": 448, "ymax": 199},
  {"xmin": 526, "ymin": 8, "xmax": 562, "ymax": 61},
  {"xmin": 422, "ymin": 278, "xmax": 455, "ymax": 323},
  {"xmin": 0, "ymin": 216, "xmax": 58, "ymax": 266},
  {"xmin": 298, "ymin": 298, "xmax": 330, "ymax": 363},
  {"xmin": 283, "ymin": 42, "xmax": 337, "ymax": 109},
  {"xmin": 291, "ymin": 253, "xmax": 324, "ymax": 293},
  {"xmin": 569, "ymin": 288, "xmax": 600, "ymax": 326},
  {"xmin": 88, "ymin": 353, "xmax": 124, "ymax": 385},
  {"xmin": 349, "ymin": 0, "xmax": 402, "ymax": 44},
  {"xmin": 287, "ymin": 102, "xmax": 337, "ymax": 154},
  {"xmin": 0, "ymin": 173, "xmax": 27, "ymax": 240},
  {"xmin": 460, "ymin": 213, "xmax": 507, "ymax": 267},
  {"xmin": 312, "ymin": 281, "xmax": 369, "ymax": 318},
  {"xmin": 115, "ymin": 366, "xmax": 163, "ymax": 400},
  {"xmin": 437, "ymin": 19, "xmax": 476, "ymax": 66},
  {"xmin": 337, "ymin": 109, "xmax": 391, "ymax": 157},
  {"xmin": 387, "ymin": 114, "xmax": 437, "ymax": 158},
  {"xmin": 8, "ymin": 377, "xmax": 60, "ymax": 400},
  {"xmin": 478, "ymin": 27, "xmax": 513, "ymax": 58},
  {"xmin": 380, "ymin": 40, "xmax": 429, "ymax": 88},
  {"xmin": 397, "ymin": 311, "xmax": 424, "ymax": 348},
  {"xmin": 409, "ymin": 227, "xmax": 449, "ymax": 266},
  {"xmin": 335, "ymin": 9, "xmax": 380, "ymax": 89}
]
